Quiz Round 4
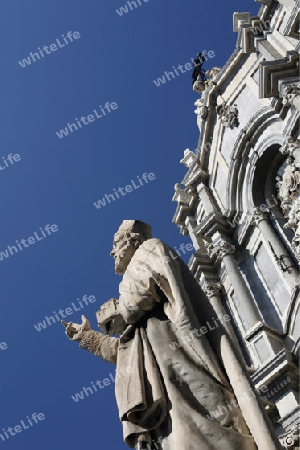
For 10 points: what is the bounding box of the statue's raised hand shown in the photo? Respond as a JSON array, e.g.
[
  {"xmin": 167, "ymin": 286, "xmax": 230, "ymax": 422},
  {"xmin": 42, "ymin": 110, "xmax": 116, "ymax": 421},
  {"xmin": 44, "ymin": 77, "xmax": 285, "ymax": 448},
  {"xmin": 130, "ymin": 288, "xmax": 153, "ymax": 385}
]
[{"xmin": 61, "ymin": 315, "xmax": 91, "ymax": 341}]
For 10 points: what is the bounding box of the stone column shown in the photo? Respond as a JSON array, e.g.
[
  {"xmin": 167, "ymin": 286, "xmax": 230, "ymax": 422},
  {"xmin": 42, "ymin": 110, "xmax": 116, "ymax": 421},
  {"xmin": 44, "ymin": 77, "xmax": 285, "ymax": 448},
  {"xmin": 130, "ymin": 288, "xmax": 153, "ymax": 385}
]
[
  {"xmin": 203, "ymin": 281, "xmax": 246, "ymax": 360},
  {"xmin": 209, "ymin": 239, "xmax": 262, "ymax": 329},
  {"xmin": 251, "ymin": 208, "xmax": 299, "ymax": 289}
]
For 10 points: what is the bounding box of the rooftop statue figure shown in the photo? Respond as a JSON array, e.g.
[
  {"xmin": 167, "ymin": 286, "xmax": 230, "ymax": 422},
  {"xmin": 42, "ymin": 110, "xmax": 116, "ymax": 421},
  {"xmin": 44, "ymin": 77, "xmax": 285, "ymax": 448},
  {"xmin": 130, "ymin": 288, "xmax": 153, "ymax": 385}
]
[{"xmin": 192, "ymin": 52, "xmax": 207, "ymax": 85}]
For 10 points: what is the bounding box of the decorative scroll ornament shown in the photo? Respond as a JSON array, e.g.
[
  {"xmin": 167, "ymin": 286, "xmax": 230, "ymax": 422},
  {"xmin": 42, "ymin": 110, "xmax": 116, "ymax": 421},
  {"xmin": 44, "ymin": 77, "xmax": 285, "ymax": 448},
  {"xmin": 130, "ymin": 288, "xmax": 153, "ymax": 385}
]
[
  {"xmin": 216, "ymin": 103, "xmax": 239, "ymax": 128},
  {"xmin": 279, "ymin": 425, "xmax": 300, "ymax": 450}
]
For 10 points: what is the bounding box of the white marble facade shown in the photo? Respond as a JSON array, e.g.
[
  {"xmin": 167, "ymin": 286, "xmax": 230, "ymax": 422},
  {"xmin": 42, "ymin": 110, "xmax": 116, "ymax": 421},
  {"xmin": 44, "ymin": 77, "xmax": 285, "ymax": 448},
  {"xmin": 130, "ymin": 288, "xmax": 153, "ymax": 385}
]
[{"xmin": 173, "ymin": 0, "xmax": 300, "ymax": 447}]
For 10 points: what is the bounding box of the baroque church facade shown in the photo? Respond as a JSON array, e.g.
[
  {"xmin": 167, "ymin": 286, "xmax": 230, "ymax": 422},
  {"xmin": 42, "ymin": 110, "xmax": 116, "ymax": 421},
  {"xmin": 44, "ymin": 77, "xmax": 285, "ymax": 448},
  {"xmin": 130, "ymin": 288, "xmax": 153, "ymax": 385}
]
[{"xmin": 173, "ymin": 0, "xmax": 299, "ymax": 448}]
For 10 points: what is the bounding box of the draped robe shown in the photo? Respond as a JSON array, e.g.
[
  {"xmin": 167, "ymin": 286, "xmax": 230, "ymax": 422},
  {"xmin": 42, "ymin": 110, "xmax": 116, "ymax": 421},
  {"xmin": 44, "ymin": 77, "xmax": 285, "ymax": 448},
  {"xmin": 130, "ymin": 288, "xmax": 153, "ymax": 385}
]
[{"xmin": 80, "ymin": 238, "xmax": 281, "ymax": 450}]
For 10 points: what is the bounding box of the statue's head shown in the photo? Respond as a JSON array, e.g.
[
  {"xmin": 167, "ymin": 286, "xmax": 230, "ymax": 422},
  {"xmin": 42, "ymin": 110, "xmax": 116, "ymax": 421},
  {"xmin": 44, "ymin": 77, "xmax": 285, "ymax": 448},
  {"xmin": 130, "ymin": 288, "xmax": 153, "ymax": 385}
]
[{"xmin": 110, "ymin": 220, "xmax": 152, "ymax": 274}]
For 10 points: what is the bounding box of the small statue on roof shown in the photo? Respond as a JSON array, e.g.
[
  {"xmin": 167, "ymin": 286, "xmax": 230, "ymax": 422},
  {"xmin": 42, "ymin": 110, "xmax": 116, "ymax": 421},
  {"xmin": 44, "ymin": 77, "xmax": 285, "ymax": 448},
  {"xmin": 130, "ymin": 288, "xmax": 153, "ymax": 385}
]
[{"xmin": 192, "ymin": 52, "xmax": 207, "ymax": 85}]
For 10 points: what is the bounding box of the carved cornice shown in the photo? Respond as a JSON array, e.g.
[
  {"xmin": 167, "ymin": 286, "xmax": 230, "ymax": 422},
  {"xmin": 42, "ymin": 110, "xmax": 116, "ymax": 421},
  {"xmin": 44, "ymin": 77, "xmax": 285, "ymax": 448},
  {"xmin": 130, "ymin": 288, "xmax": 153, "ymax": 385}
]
[
  {"xmin": 233, "ymin": 10, "xmax": 274, "ymax": 55},
  {"xmin": 259, "ymin": 52, "xmax": 300, "ymax": 99},
  {"xmin": 251, "ymin": 349, "xmax": 299, "ymax": 391},
  {"xmin": 194, "ymin": 211, "xmax": 233, "ymax": 241},
  {"xmin": 233, "ymin": 12, "xmax": 251, "ymax": 32},
  {"xmin": 192, "ymin": 249, "xmax": 216, "ymax": 273},
  {"xmin": 172, "ymin": 182, "xmax": 196, "ymax": 235},
  {"xmin": 180, "ymin": 149, "xmax": 208, "ymax": 187},
  {"xmin": 282, "ymin": 0, "xmax": 300, "ymax": 39}
]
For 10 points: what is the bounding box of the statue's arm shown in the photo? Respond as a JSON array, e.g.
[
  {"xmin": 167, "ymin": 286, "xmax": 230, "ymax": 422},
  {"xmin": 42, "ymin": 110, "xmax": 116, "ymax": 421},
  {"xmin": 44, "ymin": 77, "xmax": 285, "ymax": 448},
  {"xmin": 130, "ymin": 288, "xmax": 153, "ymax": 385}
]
[
  {"xmin": 79, "ymin": 329, "xmax": 119, "ymax": 364},
  {"xmin": 62, "ymin": 315, "xmax": 119, "ymax": 365}
]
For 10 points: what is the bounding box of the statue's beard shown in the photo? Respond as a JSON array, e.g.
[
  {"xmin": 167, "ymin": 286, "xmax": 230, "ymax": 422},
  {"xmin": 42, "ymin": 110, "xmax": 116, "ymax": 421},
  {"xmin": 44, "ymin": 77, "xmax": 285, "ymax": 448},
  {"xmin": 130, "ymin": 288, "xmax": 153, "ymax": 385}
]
[
  {"xmin": 114, "ymin": 248, "xmax": 136, "ymax": 275},
  {"xmin": 114, "ymin": 254, "xmax": 128, "ymax": 275}
]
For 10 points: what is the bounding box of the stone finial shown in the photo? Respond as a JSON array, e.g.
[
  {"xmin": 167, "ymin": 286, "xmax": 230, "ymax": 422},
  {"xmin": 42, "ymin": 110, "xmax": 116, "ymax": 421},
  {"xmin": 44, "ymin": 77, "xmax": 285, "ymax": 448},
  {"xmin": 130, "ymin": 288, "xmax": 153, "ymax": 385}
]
[{"xmin": 216, "ymin": 103, "xmax": 239, "ymax": 128}]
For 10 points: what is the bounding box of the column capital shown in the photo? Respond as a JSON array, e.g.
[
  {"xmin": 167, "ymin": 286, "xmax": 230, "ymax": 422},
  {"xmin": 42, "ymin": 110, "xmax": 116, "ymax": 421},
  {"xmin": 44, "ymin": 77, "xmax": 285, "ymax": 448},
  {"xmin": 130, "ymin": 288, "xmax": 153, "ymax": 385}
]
[
  {"xmin": 279, "ymin": 425, "xmax": 300, "ymax": 450},
  {"xmin": 251, "ymin": 207, "xmax": 270, "ymax": 226},
  {"xmin": 203, "ymin": 282, "xmax": 222, "ymax": 299},
  {"xmin": 208, "ymin": 239, "xmax": 236, "ymax": 261}
]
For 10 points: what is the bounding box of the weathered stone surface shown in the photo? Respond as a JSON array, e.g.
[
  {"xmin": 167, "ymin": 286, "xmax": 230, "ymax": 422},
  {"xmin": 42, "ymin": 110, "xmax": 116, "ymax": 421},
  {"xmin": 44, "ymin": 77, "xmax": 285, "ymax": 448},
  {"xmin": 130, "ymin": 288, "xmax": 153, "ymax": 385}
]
[{"xmin": 63, "ymin": 220, "xmax": 281, "ymax": 450}]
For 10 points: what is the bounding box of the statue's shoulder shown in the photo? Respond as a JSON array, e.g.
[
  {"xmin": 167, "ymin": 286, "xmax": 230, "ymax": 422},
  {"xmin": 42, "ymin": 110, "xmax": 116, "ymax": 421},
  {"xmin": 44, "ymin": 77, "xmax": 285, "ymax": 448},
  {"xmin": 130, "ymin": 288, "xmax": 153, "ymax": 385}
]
[
  {"xmin": 139, "ymin": 238, "xmax": 166, "ymax": 252},
  {"xmin": 133, "ymin": 239, "xmax": 168, "ymax": 263}
]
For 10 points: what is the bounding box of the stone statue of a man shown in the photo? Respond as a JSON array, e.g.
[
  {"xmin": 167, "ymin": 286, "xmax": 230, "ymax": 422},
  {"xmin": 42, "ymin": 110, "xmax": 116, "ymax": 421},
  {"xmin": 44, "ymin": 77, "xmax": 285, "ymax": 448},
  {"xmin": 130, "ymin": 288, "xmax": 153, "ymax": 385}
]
[{"xmin": 62, "ymin": 220, "xmax": 281, "ymax": 450}]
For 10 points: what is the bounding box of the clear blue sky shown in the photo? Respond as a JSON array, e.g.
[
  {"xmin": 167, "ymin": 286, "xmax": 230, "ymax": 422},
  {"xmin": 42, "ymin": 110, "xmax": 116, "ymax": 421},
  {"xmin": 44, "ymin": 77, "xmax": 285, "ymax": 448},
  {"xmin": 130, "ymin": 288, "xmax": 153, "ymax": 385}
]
[{"xmin": 0, "ymin": 1, "xmax": 259, "ymax": 448}]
